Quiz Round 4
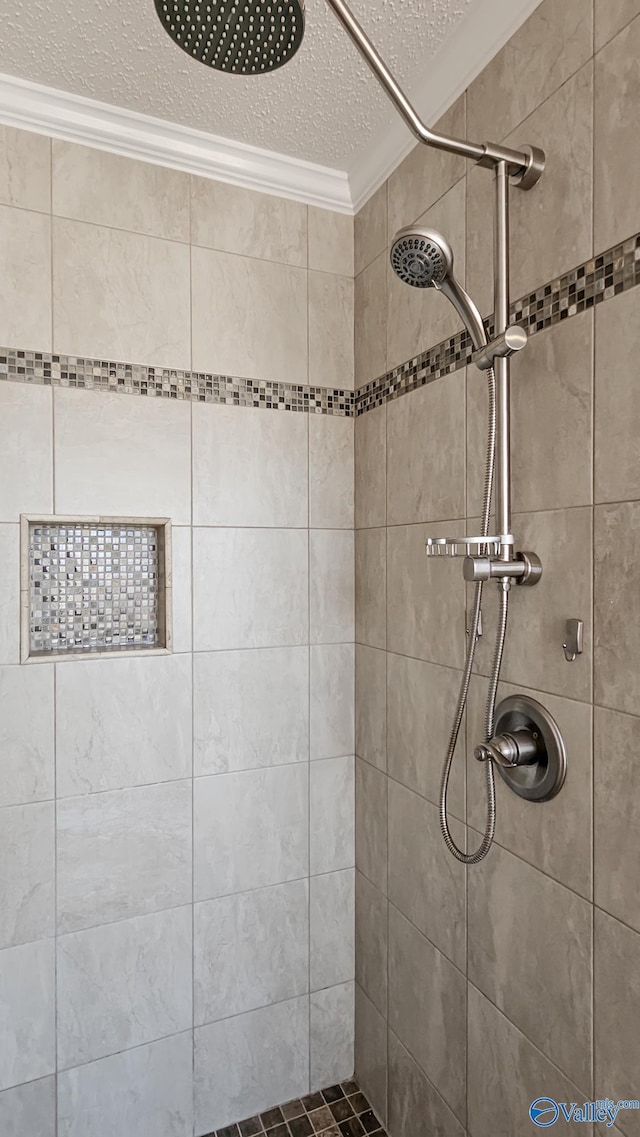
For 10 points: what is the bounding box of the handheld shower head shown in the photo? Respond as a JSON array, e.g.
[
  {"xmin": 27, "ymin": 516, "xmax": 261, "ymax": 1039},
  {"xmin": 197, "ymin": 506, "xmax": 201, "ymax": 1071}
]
[
  {"xmin": 390, "ymin": 225, "xmax": 487, "ymax": 352},
  {"xmin": 154, "ymin": 0, "xmax": 306, "ymax": 74},
  {"xmin": 390, "ymin": 227, "xmax": 453, "ymax": 289}
]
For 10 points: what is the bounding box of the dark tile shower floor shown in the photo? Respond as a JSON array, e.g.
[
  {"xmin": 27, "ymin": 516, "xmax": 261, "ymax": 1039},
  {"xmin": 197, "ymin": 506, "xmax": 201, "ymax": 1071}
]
[{"xmin": 207, "ymin": 1080, "xmax": 387, "ymax": 1137}]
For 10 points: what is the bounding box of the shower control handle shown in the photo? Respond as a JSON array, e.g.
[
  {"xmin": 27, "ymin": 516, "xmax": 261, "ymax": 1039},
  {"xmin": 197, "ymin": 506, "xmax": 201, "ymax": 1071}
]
[
  {"xmin": 463, "ymin": 551, "xmax": 542, "ymax": 587},
  {"xmin": 474, "ymin": 730, "xmax": 540, "ymax": 769}
]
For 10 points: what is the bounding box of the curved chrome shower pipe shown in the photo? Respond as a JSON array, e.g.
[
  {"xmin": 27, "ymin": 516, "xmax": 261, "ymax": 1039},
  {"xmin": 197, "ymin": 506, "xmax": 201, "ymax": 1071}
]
[{"xmin": 324, "ymin": 0, "xmax": 545, "ymax": 188}]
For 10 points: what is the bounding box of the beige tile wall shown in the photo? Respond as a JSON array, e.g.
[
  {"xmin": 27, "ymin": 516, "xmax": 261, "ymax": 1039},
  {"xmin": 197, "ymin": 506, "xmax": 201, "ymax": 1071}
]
[
  {"xmin": 354, "ymin": 1, "xmax": 640, "ymax": 1134},
  {"xmin": 0, "ymin": 128, "xmax": 356, "ymax": 1137},
  {"xmin": 0, "ymin": 129, "xmax": 355, "ymax": 389}
]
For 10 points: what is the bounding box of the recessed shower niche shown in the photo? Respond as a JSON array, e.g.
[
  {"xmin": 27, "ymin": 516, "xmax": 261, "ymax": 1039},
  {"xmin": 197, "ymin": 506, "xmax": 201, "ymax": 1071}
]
[{"xmin": 20, "ymin": 516, "xmax": 172, "ymax": 662}]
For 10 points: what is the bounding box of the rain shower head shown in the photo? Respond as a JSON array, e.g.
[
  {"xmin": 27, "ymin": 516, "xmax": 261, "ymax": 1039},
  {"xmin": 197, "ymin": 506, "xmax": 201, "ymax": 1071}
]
[
  {"xmin": 390, "ymin": 225, "xmax": 487, "ymax": 352},
  {"xmin": 153, "ymin": 0, "xmax": 306, "ymax": 74}
]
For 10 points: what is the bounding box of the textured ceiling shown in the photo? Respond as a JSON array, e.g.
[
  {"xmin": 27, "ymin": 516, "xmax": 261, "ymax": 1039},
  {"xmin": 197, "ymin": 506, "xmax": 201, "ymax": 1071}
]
[{"xmin": 0, "ymin": 0, "xmax": 475, "ymax": 168}]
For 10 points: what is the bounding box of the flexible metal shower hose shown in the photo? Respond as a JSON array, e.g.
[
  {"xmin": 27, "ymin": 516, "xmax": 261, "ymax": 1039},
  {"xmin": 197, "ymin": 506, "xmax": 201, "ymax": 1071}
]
[{"xmin": 439, "ymin": 365, "xmax": 509, "ymax": 864}]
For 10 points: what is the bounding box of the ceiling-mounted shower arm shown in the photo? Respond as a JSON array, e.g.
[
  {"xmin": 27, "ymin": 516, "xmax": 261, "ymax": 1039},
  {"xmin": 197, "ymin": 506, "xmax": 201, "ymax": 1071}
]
[{"xmin": 325, "ymin": 0, "xmax": 544, "ymax": 189}]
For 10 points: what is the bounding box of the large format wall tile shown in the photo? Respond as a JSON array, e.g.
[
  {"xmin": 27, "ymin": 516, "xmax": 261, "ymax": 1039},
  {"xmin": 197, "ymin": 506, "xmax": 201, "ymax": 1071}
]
[
  {"xmin": 388, "ymin": 1032, "xmax": 464, "ymax": 1137},
  {"xmin": 595, "ymin": 910, "xmax": 640, "ymax": 1137},
  {"xmin": 309, "ymin": 271, "xmax": 354, "ymax": 390},
  {"xmin": 355, "ymin": 870, "xmax": 387, "ymax": 1018},
  {"xmin": 595, "ymin": 0, "xmax": 640, "ymax": 49},
  {"xmin": 468, "ymin": 985, "xmax": 591, "ymax": 1137},
  {"xmin": 388, "ymin": 780, "xmax": 465, "ymax": 971},
  {"xmin": 0, "ymin": 383, "xmax": 52, "ymax": 521},
  {"xmin": 309, "ymin": 413, "xmax": 354, "ymax": 530},
  {"xmin": 53, "ymin": 143, "xmax": 190, "ymax": 241},
  {"xmin": 308, "ymin": 207, "xmax": 354, "ymax": 277},
  {"xmin": 387, "ymin": 181, "xmax": 466, "ymax": 369},
  {"xmin": 194, "ymin": 998, "xmax": 309, "ymax": 1134},
  {"xmin": 57, "ymin": 781, "xmax": 192, "ymax": 933},
  {"xmin": 0, "ymin": 664, "xmax": 54, "ymax": 807},
  {"xmin": 355, "ymin": 644, "xmax": 386, "ymax": 772},
  {"xmin": 194, "ymin": 647, "xmax": 309, "ymax": 775},
  {"xmin": 310, "ymin": 529, "xmax": 355, "ymax": 644},
  {"xmin": 355, "ymin": 185, "xmax": 387, "ymax": 278},
  {"xmin": 595, "ymin": 288, "xmax": 640, "ymax": 504},
  {"xmin": 310, "ymin": 869, "xmax": 354, "ymax": 991},
  {"xmin": 56, "ymin": 654, "xmax": 192, "ymax": 796},
  {"xmin": 310, "ymin": 644, "xmax": 355, "ymax": 761},
  {"xmin": 53, "ymin": 219, "xmax": 190, "ymax": 368},
  {"xmin": 387, "ymin": 373, "xmax": 466, "ymax": 525},
  {"xmin": 388, "ymin": 97, "xmax": 466, "ymax": 237},
  {"xmin": 595, "ymin": 501, "xmax": 640, "ymax": 715},
  {"xmin": 594, "ymin": 706, "xmax": 640, "ymax": 932},
  {"xmin": 387, "ymin": 653, "xmax": 465, "ymax": 820},
  {"xmin": 0, "ymin": 1076, "xmax": 55, "ymax": 1137},
  {"xmin": 191, "ymin": 178, "xmax": 307, "ymax": 266},
  {"xmin": 194, "ymin": 765, "xmax": 308, "ymax": 900},
  {"xmin": 170, "ymin": 526, "xmax": 192, "ymax": 654},
  {"xmin": 0, "ymin": 938, "xmax": 55, "ymax": 1091},
  {"xmin": 355, "ymin": 404, "xmax": 386, "ymax": 530},
  {"xmin": 54, "ymin": 386, "xmax": 192, "ymax": 523},
  {"xmin": 58, "ymin": 1032, "xmax": 193, "ymax": 1137},
  {"xmin": 466, "ymin": 0, "xmax": 592, "ymax": 143},
  {"xmin": 310, "ymin": 982, "xmax": 354, "ymax": 1092},
  {"xmin": 387, "ymin": 523, "xmax": 465, "ymax": 670},
  {"xmin": 194, "ymin": 881, "xmax": 308, "ymax": 1024},
  {"xmin": 355, "ymin": 528, "xmax": 386, "ymax": 650},
  {"xmin": 475, "ymin": 508, "xmax": 592, "ymax": 703},
  {"xmin": 467, "ymin": 680, "xmax": 593, "ymax": 900},
  {"xmin": 0, "ymin": 526, "xmax": 20, "ymax": 666},
  {"xmin": 355, "ymin": 758, "xmax": 387, "ymax": 895},
  {"xmin": 310, "ymin": 756, "xmax": 355, "ymax": 876},
  {"xmin": 192, "ymin": 402, "xmax": 308, "ymax": 528},
  {"xmin": 595, "ymin": 15, "xmax": 640, "ymax": 251},
  {"xmin": 468, "ymin": 843, "xmax": 592, "ymax": 1090},
  {"xmin": 506, "ymin": 62, "xmax": 593, "ymax": 301},
  {"xmin": 0, "ymin": 205, "xmax": 51, "ymax": 350},
  {"xmin": 355, "ymin": 254, "xmax": 387, "ymax": 386},
  {"xmin": 0, "ymin": 801, "xmax": 54, "ymax": 950},
  {"xmin": 193, "ymin": 527, "xmax": 308, "ymax": 651},
  {"xmin": 468, "ymin": 312, "xmax": 594, "ymax": 517},
  {"xmin": 0, "ymin": 127, "xmax": 50, "ymax": 212},
  {"xmin": 57, "ymin": 907, "xmax": 192, "ymax": 1068},
  {"xmin": 388, "ymin": 907, "xmax": 466, "ymax": 1122},
  {"xmin": 191, "ymin": 246, "xmax": 307, "ymax": 382},
  {"xmin": 355, "ymin": 985, "xmax": 387, "ymax": 1126}
]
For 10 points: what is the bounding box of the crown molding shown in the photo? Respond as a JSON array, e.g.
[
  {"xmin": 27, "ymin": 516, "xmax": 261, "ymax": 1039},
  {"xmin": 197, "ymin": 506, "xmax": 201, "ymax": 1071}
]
[
  {"xmin": 348, "ymin": 0, "xmax": 544, "ymax": 211},
  {"xmin": 0, "ymin": 72, "xmax": 353, "ymax": 213},
  {"xmin": 0, "ymin": 0, "xmax": 542, "ymax": 216}
]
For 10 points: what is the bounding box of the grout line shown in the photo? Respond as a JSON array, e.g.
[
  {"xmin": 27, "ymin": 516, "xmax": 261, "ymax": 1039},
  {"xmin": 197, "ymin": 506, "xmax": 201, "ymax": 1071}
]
[
  {"xmin": 592, "ymin": 4, "xmax": 640, "ymax": 54},
  {"xmin": 589, "ymin": 34, "xmax": 597, "ymax": 1095},
  {"xmin": 189, "ymin": 396, "xmax": 196, "ymax": 1137},
  {"xmin": 53, "ymin": 654, "xmax": 58, "ymax": 1137},
  {"xmin": 465, "ymin": 979, "xmax": 594, "ymax": 1107},
  {"xmin": 306, "ymin": 245, "xmax": 313, "ymax": 1093}
]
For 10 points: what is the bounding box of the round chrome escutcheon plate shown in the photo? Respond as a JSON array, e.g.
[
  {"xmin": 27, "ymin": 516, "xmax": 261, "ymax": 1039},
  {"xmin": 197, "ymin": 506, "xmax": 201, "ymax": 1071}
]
[{"xmin": 494, "ymin": 694, "xmax": 567, "ymax": 802}]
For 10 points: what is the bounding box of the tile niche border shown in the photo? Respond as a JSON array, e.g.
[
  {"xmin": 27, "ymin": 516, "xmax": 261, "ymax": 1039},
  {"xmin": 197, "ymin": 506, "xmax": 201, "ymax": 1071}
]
[{"xmin": 0, "ymin": 232, "xmax": 638, "ymax": 419}]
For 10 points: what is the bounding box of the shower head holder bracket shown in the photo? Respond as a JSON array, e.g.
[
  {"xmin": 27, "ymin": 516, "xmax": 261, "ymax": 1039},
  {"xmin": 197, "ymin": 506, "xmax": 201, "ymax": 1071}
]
[{"xmin": 473, "ymin": 325, "xmax": 528, "ymax": 371}]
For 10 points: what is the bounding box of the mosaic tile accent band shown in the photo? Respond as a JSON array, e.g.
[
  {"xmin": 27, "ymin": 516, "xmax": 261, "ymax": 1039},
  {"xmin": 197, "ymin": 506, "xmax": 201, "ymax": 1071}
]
[
  {"xmin": 206, "ymin": 1079, "xmax": 387, "ymax": 1137},
  {"xmin": 0, "ymin": 232, "xmax": 637, "ymax": 418},
  {"xmin": 356, "ymin": 231, "xmax": 640, "ymax": 415},
  {"xmin": 27, "ymin": 520, "xmax": 163, "ymax": 657},
  {"xmin": 0, "ymin": 351, "xmax": 354, "ymax": 416}
]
